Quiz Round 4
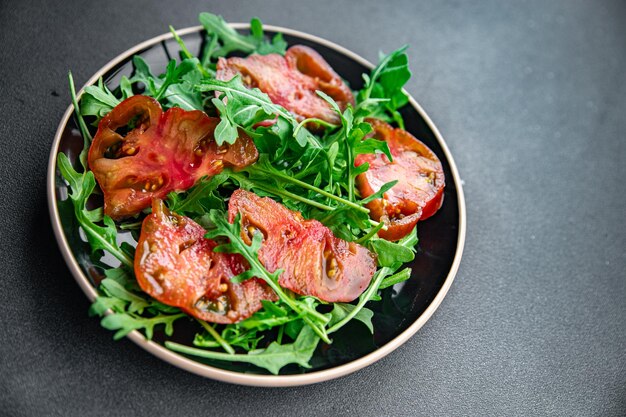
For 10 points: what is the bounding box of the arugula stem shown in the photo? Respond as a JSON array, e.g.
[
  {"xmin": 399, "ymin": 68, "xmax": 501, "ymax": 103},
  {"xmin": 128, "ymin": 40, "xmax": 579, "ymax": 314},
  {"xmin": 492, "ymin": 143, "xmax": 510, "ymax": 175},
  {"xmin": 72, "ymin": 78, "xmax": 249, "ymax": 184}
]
[
  {"xmin": 355, "ymin": 222, "xmax": 385, "ymax": 244},
  {"xmin": 246, "ymin": 167, "xmax": 369, "ymax": 214},
  {"xmin": 68, "ymin": 72, "xmax": 92, "ymax": 169},
  {"xmin": 229, "ymin": 172, "xmax": 335, "ymax": 212},
  {"xmin": 293, "ymin": 117, "xmax": 337, "ymax": 135},
  {"xmin": 166, "ymin": 341, "xmax": 260, "ymax": 360},
  {"xmin": 196, "ymin": 319, "xmax": 235, "ymax": 354},
  {"xmin": 119, "ymin": 221, "xmax": 143, "ymax": 230},
  {"xmin": 277, "ymin": 324, "xmax": 284, "ymax": 344},
  {"xmin": 201, "ymin": 34, "xmax": 218, "ymax": 69},
  {"xmin": 345, "ymin": 132, "xmax": 355, "ymax": 202},
  {"xmin": 169, "ymin": 25, "xmax": 211, "ymax": 78},
  {"xmin": 327, "ymin": 266, "xmax": 391, "ymax": 334},
  {"xmin": 87, "ymin": 224, "xmax": 134, "ymax": 269}
]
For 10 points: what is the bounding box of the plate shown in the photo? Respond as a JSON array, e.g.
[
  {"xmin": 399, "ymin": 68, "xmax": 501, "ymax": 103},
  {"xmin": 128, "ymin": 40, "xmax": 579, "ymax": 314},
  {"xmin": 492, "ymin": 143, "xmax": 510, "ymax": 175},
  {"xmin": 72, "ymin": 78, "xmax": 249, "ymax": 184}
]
[{"xmin": 47, "ymin": 24, "xmax": 466, "ymax": 386}]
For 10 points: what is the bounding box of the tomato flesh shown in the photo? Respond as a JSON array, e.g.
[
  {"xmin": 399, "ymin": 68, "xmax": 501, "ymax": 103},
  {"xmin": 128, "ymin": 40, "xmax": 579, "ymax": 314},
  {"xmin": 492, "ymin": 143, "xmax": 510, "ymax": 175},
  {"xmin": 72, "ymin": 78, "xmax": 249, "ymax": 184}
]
[
  {"xmin": 216, "ymin": 45, "xmax": 354, "ymax": 124},
  {"xmin": 88, "ymin": 95, "xmax": 258, "ymax": 220},
  {"xmin": 228, "ymin": 189, "xmax": 376, "ymax": 302},
  {"xmin": 134, "ymin": 199, "xmax": 276, "ymax": 323},
  {"xmin": 356, "ymin": 119, "xmax": 445, "ymax": 241}
]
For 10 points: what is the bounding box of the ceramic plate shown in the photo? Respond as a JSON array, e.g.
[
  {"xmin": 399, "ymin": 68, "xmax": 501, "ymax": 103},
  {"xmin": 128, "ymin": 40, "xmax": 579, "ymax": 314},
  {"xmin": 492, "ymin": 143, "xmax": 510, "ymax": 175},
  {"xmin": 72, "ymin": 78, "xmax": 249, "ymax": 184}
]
[{"xmin": 47, "ymin": 24, "xmax": 466, "ymax": 386}]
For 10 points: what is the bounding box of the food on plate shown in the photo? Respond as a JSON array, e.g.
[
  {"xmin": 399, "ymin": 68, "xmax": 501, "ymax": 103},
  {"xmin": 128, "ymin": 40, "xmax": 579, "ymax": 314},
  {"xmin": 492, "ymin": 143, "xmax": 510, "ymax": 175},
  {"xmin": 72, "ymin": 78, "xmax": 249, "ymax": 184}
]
[
  {"xmin": 216, "ymin": 45, "xmax": 354, "ymax": 124},
  {"xmin": 355, "ymin": 118, "xmax": 445, "ymax": 241},
  {"xmin": 88, "ymin": 95, "xmax": 258, "ymax": 220},
  {"xmin": 135, "ymin": 199, "xmax": 276, "ymax": 323},
  {"xmin": 228, "ymin": 189, "xmax": 376, "ymax": 302},
  {"xmin": 57, "ymin": 12, "xmax": 447, "ymax": 374}
]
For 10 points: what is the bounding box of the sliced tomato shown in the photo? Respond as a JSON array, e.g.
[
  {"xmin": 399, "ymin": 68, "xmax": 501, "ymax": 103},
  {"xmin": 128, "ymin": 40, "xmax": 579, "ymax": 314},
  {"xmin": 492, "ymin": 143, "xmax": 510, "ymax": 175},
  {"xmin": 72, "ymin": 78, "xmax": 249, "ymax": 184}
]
[
  {"xmin": 88, "ymin": 95, "xmax": 258, "ymax": 220},
  {"xmin": 228, "ymin": 190, "xmax": 376, "ymax": 302},
  {"xmin": 355, "ymin": 119, "xmax": 445, "ymax": 241},
  {"xmin": 216, "ymin": 45, "xmax": 354, "ymax": 124},
  {"xmin": 134, "ymin": 199, "xmax": 276, "ymax": 324}
]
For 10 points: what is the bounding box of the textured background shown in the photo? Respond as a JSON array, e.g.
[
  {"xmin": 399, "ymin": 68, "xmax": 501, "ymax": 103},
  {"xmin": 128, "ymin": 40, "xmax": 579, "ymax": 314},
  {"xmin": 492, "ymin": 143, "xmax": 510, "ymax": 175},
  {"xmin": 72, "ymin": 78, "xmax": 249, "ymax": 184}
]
[{"xmin": 1, "ymin": 0, "xmax": 625, "ymax": 416}]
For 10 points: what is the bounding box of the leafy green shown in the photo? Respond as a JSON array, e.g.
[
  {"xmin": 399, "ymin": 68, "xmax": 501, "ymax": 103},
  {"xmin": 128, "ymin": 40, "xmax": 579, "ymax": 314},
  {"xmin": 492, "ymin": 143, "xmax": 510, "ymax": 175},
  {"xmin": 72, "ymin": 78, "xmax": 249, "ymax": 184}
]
[
  {"xmin": 199, "ymin": 13, "xmax": 287, "ymax": 57},
  {"xmin": 68, "ymin": 72, "xmax": 91, "ymax": 169},
  {"xmin": 357, "ymin": 46, "xmax": 411, "ymax": 128},
  {"xmin": 329, "ymin": 303, "xmax": 374, "ymax": 333},
  {"xmin": 369, "ymin": 236, "xmax": 416, "ymax": 267},
  {"xmin": 80, "ymin": 78, "xmax": 121, "ymax": 120},
  {"xmin": 167, "ymin": 173, "xmax": 228, "ymax": 216},
  {"xmin": 197, "ymin": 75, "xmax": 320, "ymax": 148},
  {"xmin": 128, "ymin": 56, "xmax": 204, "ymax": 110},
  {"xmin": 154, "ymin": 58, "xmax": 199, "ymax": 101},
  {"xmin": 379, "ymin": 268, "xmax": 413, "ymax": 290},
  {"xmin": 89, "ymin": 268, "xmax": 185, "ymax": 340},
  {"xmin": 168, "ymin": 325, "xmax": 319, "ymax": 375},
  {"xmin": 57, "ymin": 153, "xmax": 133, "ymax": 268}
]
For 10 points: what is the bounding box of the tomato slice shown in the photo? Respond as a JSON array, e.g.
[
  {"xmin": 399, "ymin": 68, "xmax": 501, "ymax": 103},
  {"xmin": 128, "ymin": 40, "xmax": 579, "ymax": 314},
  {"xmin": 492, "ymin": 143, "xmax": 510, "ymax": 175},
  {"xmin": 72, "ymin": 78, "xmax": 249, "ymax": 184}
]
[
  {"xmin": 88, "ymin": 95, "xmax": 258, "ymax": 220},
  {"xmin": 355, "ymin": 119, "xmax": 445, "ymax": 241},
  {"xmin": 134, "ymin": 199, "xmax": 276, "ymax": 324},
  {"xmin": 228, "ymin": 190, "xmax": 376, "ymax": 302},
  {"xmin": 216, "ymin": 45, "xmax": 354, "ymax": 124}
]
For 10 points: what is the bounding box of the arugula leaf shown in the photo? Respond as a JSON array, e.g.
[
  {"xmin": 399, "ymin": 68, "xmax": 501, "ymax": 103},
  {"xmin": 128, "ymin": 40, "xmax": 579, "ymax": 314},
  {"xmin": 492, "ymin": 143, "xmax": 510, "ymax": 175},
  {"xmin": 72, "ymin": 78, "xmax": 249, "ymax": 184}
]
[
  {"xmin": 80, "ymin": 78, "xmax": 121, "ymax": 120},
  {"xmin": 57, "ymin": 153, "xmax": 133, "ymax": 268},
  {"xmin": 129, "ymin": 56, "xmax": 160, "ymax": 96},
  {"xmin": 128, "ymin": 56, "xmax": 203, "ymax": 109},
  {"xmin": 154, "ymin": 58, "xmax": 199, "ymax": 101},
  {"xmin": 101, "ymin": 311, "xmax": 184, "ymax": 340},
  {"xmin": 369, "ymin": 236, "xmax": 416, "ymax": 268},
  {"xmin": 199, "ymin": 13, "xmax": 287, "ymax": 57},
  {"xmin": 378, "ymin": 268, "xmax": 412, "ymax": 290},
  {"xmin": 119, "ymin": 76, "xmax": 134, "ymax": 99},
  {"xmin": 359, "ymin": 180, "xmax": 398, "ymax": 205},
  {"xmin": 357, "ymin": 46, "xmax": 411, "ymax": 128},
  {"xmin": 68, "ymin": 72, "xmax": 92, "ymax": 169},
  {"xmin": 89, "ymin": 268, "xmax": 185, "ymax": 340},
  {"xmin": 237, "ymin": 300, "xmax": 300, "ymax": 331},
  {"xmin": 211, "ymin": 97, "xmax": 240, "ymax": 145},
  {"xmin": 197, "ymin": 75, "xmax": 323, "ymax": 148},
  {"xmin": 329, "ymin": 303, "xmax": 374, "ymax": 333},
  {"xmin": 166, "ymin": 324, "xmax": 320, "ymax": 375},
  {"xmin": 167, "ymin": 173, "xmax": 228, "ymax": 216},
  {"xmin": 165, "ymin": 70, "xmax": 205, "ymax": 111}
]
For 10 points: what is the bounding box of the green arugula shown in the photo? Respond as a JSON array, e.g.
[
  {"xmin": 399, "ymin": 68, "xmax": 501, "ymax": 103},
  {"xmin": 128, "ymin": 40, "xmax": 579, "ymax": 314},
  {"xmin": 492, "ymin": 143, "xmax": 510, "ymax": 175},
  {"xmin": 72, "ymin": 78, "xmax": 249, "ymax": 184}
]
[
  {"xmin": 88, "ymin": 268, "xmax": 185, "ymax": 340},
  {"xmin": 57, "ymin": 153, "xmax": 133, "ymax": 268},
  {"xmin": 357, "ymin": 46, "xmax": 411, "ymax": 128},
  {"xmin": 166, "ymin": 324, "xmax": 319, "ymax": 375},
  {"xmin": 80, "ymin": 78, "xmax": 121, "ymax": 120},
  {"xmin": 199, "ymin": 13, "xmax": 287, "ymax": 57},
  {"xmin": 197, "ymin": 75, "xmax": 320, "ymax": 148}
]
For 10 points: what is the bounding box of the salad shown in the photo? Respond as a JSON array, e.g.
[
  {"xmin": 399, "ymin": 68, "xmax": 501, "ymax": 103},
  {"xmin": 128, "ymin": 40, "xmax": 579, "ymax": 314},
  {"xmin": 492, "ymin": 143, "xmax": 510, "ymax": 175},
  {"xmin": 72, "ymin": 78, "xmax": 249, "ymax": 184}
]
[{"xmin": 57, "ymin": 13, "xmax": 445, "ymax": 375}]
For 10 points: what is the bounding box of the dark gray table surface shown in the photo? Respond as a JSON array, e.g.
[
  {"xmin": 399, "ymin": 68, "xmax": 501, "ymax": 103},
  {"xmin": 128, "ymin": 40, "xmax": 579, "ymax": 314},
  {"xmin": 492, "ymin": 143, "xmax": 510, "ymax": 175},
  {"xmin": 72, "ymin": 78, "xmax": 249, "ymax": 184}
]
[{"xmin": 1, "ymin": 0, "xmax": 624, "ymax": 416}]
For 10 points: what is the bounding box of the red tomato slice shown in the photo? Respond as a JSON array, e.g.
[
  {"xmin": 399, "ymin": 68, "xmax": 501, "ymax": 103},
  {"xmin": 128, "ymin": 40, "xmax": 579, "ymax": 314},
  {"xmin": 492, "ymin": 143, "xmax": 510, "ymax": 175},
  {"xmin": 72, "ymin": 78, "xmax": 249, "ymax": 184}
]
[
  {"xmin": 134, "ymin": 199, "xmax": 276, "ymax": 324},
  {"xmin": 228, "ymin": 190, "xmax": 376, "ymax": 302},
  {"xmin": 216, "ymin": 45, "xmax": 354, "ymax": 124},
  {"xmin": 88, "ymin": 95, "xmax": 258, "ymax": 220},
  {"xmin": 356, "ymin": 119, "xmax": 445, "ymax": 241}
]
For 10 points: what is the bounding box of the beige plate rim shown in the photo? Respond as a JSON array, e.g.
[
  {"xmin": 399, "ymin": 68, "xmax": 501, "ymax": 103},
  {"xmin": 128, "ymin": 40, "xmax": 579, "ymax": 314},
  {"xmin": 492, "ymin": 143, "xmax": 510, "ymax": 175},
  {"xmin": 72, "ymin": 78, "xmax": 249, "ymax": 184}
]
[{"xmin": 47, "ymin": 23, "xmax": 467, "ymax": 387}]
